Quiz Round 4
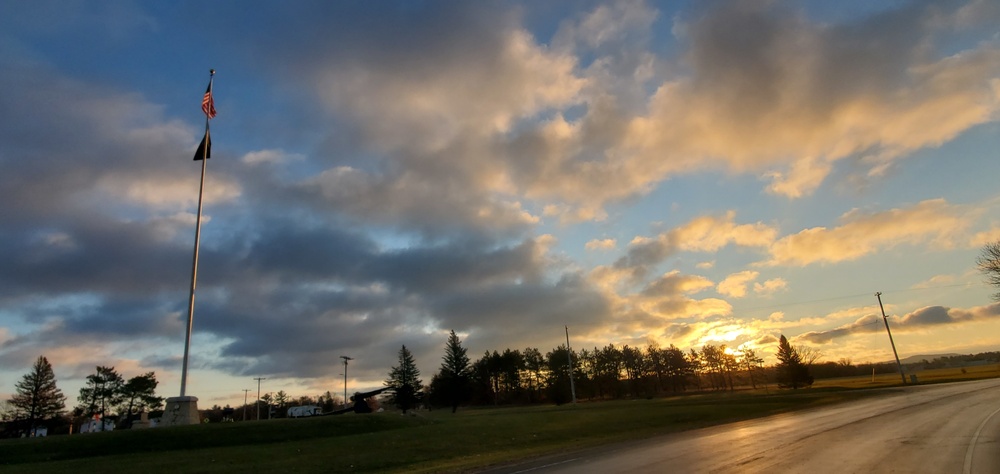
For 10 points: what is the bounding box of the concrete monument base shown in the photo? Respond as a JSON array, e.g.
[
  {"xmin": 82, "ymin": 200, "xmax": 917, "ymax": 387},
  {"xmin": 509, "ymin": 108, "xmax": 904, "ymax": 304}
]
[
  {"xmin": 130, "ymin": 411, "xmax": 151, "ymax": 429},
  {"xmin": 159, "ymin": 396, "xmax": 200, "ymax": 427}
]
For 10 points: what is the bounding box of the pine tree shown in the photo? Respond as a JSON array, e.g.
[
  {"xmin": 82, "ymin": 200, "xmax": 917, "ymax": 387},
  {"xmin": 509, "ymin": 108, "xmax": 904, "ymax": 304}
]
[
  {"xmin": 76, "ymin": 366, "xmax": 124, "ymax": 429},
  {"xmin": 386, "ymin": 345, "xmax": 422, "ymax": 414},
  {"xmin": 9, "ymin": 356, "xmax": 66, "ymax": 434},
  {"xmin": 119, "ymin": 372, "xmax": 163, "ymax": 428},
  {"xmin": 776, "ymin": 335, "xmax": 813, "ymax": 389},
  {"xmin": 438, "ymin": 330, "xmax": 471, "ymax": 413}
]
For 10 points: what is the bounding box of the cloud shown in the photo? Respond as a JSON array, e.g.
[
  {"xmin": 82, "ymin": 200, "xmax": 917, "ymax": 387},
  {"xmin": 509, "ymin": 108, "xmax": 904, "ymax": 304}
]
[
  {"xmin": 585, "ymin": 238, "xmax": 617, "ymax": 251},
  {"xmin": 597, "ymin": 1, "xmax": 1000, "ymax": 207},
  {"xmin": 764, "ymin": 199, "xmax": 974, "ymax": 267},
  {"xmin": 229, "ymin": 0, "xmax": 998, "ymax": 226},
  {"xmin": 642, "ymin": 271, "xmax": 714, "ymax": 297},
  {"xmin": 616, "ymin": 211, "xmax": 776, "ymax": 274},
  {"xmin": 553, "ymin": 1, "xmax": 658, "ymax": 51},
  {"xmin": 764, "ymin": 157, "xmax": 833, "ymax": 198},
  {"xmin": 242, "ymin": 149, "xmax": 305, "ymax": 165},
  {"xmin": 2, "ymin": 1, "xmax": 999, "ymax": 398},
  {"xmin": 911, "ymin": 274, "xmax": 956, "ymax": 289},
  {"xmin": 302, "ymin": 166, "xmax": 540, "ymax": 238},
  {"xmin": 797, "ymin": 314, "xmax": 884, "ymax": 344},
  {"xmin": 798, "ymin": 302, "xmax": 1000, "ymax": 344},
  {"xmin": 753, "ymin": 278, "xmax": 788, "ymax": 296},
  {"xmin": 969, "ymin": 226, "xmax": 1000, "ymax": 247},
  {"xmin": 717, "ymin": 271, "xmax": 759, "ymax": 298}
]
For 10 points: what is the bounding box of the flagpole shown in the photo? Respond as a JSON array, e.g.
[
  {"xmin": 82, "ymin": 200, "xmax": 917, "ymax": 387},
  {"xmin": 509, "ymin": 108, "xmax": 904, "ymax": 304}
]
[{"xmin": 180, "ymin": 69, "xmax": 214, "ymax": 397}]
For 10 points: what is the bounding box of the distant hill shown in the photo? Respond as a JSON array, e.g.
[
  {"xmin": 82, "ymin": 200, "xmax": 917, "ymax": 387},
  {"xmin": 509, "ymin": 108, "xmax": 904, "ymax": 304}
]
[{"xmin": 898, "ymin": 353, "xmax": 962, "ymax": 365}]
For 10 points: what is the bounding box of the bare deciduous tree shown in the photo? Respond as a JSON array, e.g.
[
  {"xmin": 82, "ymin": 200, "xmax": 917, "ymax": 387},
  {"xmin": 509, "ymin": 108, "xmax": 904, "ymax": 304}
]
[{"xmin": 977, "ymin": 240, "xmax": 1000, "ymax": 300}]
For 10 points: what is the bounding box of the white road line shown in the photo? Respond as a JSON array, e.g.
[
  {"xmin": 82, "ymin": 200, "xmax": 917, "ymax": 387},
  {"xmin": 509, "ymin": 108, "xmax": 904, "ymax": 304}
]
[
  {"xmin": 509, "ymin": 458, "xmax": 582, "ymax": 474},
  {"xmin": 963, "ymin": 405, "xmax": 1000, "ymax": 474}
]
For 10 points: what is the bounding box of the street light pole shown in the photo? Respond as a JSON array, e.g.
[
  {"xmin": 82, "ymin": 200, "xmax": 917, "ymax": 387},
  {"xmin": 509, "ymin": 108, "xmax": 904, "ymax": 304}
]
[{"xmin": 340, "ymin": 356, "xmax": 353, "ymax": 408}]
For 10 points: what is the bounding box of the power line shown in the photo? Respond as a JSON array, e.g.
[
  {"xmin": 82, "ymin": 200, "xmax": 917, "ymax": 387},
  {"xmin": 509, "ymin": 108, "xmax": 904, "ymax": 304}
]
[{"xmin": 737, "ymin": 282, "xmax": 985, "ymax": 316}]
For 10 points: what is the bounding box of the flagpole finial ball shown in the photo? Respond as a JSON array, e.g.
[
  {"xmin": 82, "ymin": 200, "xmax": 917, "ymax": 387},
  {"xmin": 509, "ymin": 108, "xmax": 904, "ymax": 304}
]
[{"xmin": 210, "ymin": 69, "xmax": 215, "ymax": 75}]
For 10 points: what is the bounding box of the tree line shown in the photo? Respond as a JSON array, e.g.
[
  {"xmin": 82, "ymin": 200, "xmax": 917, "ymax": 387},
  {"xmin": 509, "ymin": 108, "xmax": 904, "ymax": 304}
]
[
  {"xmin": 1, "ymin": 358, "xmax": 163, "ymax": 437},
  {"xmin": 417, "ymin": 331, "xmax": 819, "ymax": 412}
]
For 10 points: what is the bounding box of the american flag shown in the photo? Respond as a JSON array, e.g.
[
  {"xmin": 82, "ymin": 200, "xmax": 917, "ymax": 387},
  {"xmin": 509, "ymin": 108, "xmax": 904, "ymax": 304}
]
[{"xmin": 201, "ymin": 81, "xmax": 216, "ymax": 119}]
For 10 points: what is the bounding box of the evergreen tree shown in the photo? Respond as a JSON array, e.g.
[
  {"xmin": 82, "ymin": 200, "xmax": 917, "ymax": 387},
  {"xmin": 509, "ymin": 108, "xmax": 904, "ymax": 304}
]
[
  {"xmin": 385, "ymin": 345, "xmax": 422, "ymax": 414},
  {"xmin": 776, "ymin": 335, "xmax": 813, "ymax": 389},
  {"xmin": 437, "ymin": 330, "xmax": 471, "ymax": 413},
  {"xmin": 544, "ymin": 346, "xmax": 573, "ymax": 405},
  {"xmin": 320, "ymin": 391, "xmax": 336, "ymax": 413},
  {"xmin": 76, "ymin": 366, "xmax": 124, "ymax": 429},
  {"xmin": 119, "ymin": 372, "xmax": 163, "ymax": 428},
  {"xmin": 9, "ymin": 356, "xmax": 66, "ymax": 434},
  {"xmin": 274, "ymin": 390, "xmax": 290, "ymax": 417}
]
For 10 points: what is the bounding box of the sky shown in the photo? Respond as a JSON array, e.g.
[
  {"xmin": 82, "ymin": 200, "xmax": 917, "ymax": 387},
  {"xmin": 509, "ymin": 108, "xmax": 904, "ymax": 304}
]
[{"xmin": 2, "ymin": 0, "xmax": 1000, "ymax": 409}]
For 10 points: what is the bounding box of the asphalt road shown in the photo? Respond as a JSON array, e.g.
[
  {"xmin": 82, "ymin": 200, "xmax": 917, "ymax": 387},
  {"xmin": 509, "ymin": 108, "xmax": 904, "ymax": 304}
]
[{"xmin": 483, "ymin": 378, "xmax": 1000, "ymax": 474}]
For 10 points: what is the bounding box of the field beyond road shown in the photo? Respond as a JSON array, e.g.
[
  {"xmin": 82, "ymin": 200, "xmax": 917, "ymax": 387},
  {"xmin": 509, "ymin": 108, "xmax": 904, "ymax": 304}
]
[{"xmin": 4, "ymin": 366, "xmax": 999, "ymax": 473}]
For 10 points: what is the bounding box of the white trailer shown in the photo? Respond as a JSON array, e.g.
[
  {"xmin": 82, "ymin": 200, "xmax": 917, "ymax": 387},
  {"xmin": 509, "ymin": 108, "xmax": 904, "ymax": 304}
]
[
  {"xmin": 287, "ymin": 405, "xmax": 321, "ymax": 418},
  {"xmin": 80, "ymin": 419, "xmax": 115, "ymax": 433}
]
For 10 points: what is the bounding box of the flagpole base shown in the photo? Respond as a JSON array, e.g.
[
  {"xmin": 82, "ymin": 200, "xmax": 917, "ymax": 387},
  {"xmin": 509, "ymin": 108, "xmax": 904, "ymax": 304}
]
[{"xmin": 159, "ymin": 396, "xmax": 201, "ymax": 427}]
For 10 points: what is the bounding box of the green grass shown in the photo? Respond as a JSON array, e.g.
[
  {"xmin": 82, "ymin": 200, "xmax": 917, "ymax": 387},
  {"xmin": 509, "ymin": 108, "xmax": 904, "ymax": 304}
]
[
  {"xmin": 14, "ymin": 369, "xmax": 996, "ymax": 473},
  {"xmin": 811, "ymin": 363, "xmax": 1000, "ymax": 389},
  {"xmin": 9, "ymin": 364, "xmax": 999, "ymax": 473},
  {"xmin": 1, "ymin": 388, "xmax": 892, "ymax": 473}
]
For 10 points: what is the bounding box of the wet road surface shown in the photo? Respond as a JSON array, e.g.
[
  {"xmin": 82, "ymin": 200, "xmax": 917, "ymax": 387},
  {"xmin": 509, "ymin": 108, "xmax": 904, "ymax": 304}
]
[{"xmin": 482, "ymin": 378, "xmax": 1000, "ymax": 474}]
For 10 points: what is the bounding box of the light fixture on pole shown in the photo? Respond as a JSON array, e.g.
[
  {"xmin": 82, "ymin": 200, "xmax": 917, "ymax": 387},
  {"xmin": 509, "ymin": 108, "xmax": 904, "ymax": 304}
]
[{"xmin": 340, "ymin": 356, "xmax": 353, "ymax": 408}]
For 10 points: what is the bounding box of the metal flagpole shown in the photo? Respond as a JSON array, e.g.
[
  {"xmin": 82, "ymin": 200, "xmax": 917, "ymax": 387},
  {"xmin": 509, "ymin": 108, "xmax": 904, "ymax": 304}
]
[{"xmin": 180, "ymin": 69, "xmax": 215, "ymax": 397}]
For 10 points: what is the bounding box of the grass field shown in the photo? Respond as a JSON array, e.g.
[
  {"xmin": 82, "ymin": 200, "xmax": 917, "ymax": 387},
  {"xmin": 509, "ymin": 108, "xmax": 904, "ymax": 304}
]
[
  {"xmin": 812, "ymin": 363, "xmax": 1000, "ymax": 389},
  {"xmin": 4, "ymin": 367, "xmax": 998, "ymax": 473}
]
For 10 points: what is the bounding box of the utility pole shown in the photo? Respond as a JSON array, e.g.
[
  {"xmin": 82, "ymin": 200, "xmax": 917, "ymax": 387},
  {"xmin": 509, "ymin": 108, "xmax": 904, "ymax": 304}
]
[
  {"xmin": 876, "ymin": 292, "xmax": 907, "ymax": 384},
  {"xmin": 254, "ymin": 377, "xmax": 266, "ymax": 420},
  {"xmin": 340, "ymin": 356, "xmax": 353, "ymax": 408},
  {"xmin": 242, "ymin": 389, "xmax": 250, "ymax": 422},
  {"xmin": 565, "ymin": 326, "xmax": 577, "ymax": 404}
]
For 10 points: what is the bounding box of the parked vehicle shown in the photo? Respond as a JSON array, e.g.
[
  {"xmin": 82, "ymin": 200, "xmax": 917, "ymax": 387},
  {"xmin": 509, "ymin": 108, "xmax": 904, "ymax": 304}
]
[{"xmin": 287, "ymin": 405, "xmax": 321, "ymax": 418}]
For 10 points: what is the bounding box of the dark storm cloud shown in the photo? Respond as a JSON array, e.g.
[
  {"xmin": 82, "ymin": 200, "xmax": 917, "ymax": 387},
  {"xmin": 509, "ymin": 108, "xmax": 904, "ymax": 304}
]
[
  {"xmin": 236, "ymin": 223, "xmax": 377, "ymax": 280},
  {"xmin": 0, "ymin": 216, "xmax": 192, "ymax": 298},
  {"xmin": 432, "ymin": 273, "xmax": 609, "ymax": 332},
  {"xmin": 370, "ymin": 239, "xmax": 544, "ymax": 294},
  {"xmin": 0, "ymin": 45, "xmax": 609, "ymax": 383},
  {"xmin": 125, "ymin": 213, "xmax": 613, "ymax": 380},
  {"xmin": 684, "ymin": 1, "xmax": 929, "ymax": 115}
]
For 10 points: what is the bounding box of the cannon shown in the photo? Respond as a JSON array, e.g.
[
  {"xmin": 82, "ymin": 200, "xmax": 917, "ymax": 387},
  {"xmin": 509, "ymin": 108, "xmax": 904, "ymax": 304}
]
[{"xmin": 329, "ymin": 387, "xmax": 391, "ymax": 415}]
